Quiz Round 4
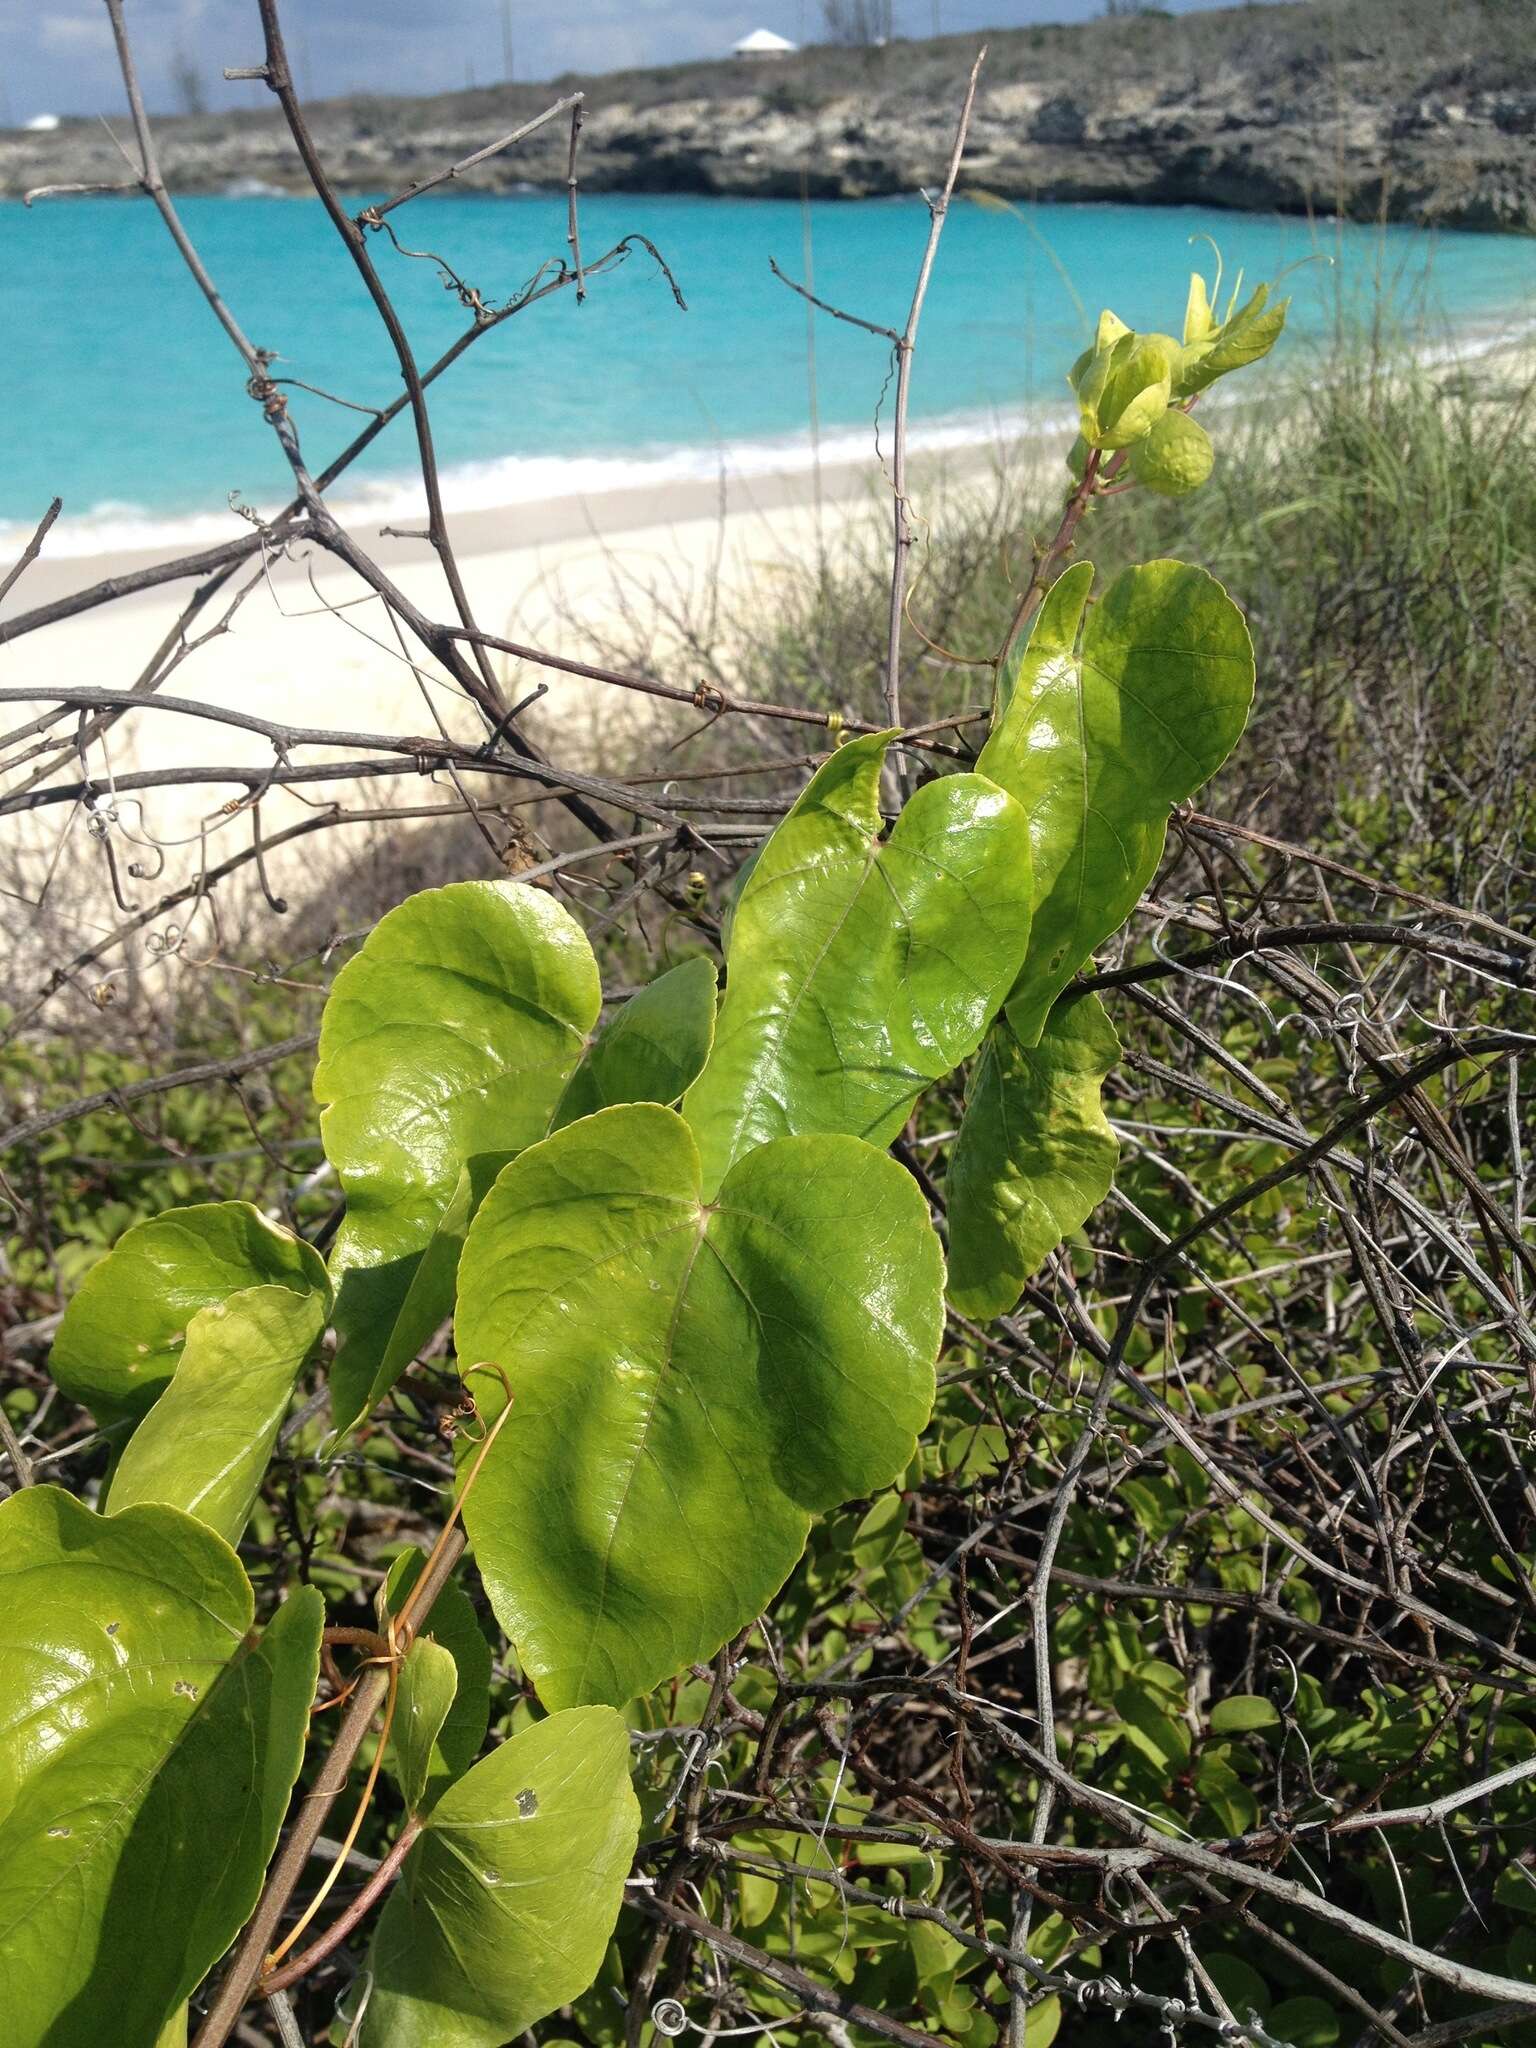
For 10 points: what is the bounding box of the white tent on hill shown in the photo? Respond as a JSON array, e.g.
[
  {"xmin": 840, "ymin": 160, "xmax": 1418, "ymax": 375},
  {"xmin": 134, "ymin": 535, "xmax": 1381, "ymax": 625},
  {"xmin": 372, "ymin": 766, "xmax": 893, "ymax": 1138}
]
[{"xmin": 732, "ymin": 28, "xmax": 798, "ymax": 57}]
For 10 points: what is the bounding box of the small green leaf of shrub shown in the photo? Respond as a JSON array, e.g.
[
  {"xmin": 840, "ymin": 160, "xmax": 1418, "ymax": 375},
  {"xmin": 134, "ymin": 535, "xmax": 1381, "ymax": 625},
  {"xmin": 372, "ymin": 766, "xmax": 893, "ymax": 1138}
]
[
  {"xmin": 315, "ymin": 881, "xmax": 601, "ymax": 1434},
  {"xmin": 107, "ymin": 1282, "xmax": 328, "ymax": 1544}
]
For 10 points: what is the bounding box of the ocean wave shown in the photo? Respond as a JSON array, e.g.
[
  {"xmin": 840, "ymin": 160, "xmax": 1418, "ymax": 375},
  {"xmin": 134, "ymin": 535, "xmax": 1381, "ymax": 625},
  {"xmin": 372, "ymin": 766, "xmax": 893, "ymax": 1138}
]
[
  {"xmin": 0, "ymin": 402, "xmax": 1074, "ymax": 562},
  {"xmin": 5, "ymin": 314, "xmax": 1528, "ymax": 566}
]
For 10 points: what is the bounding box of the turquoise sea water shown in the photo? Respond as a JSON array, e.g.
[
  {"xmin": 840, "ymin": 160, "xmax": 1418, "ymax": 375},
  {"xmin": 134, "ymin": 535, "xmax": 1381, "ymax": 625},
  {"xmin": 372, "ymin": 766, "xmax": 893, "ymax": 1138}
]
[{"xmin": 3, "ymin": 188, "xmax": 1535, "ymax": 552}]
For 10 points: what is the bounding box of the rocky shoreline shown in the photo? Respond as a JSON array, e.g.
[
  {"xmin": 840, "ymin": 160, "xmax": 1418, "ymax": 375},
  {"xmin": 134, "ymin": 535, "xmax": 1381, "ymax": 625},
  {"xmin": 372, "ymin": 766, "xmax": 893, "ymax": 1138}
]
[{"xmin": 4, "ymin": 3, "xmax": 1534, "ymax": 232}]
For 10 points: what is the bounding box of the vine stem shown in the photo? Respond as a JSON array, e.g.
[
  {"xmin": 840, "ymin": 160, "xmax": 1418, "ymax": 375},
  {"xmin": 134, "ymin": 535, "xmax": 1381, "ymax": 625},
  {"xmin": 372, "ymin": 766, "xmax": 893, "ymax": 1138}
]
[
  {"xmin": 883, "ymin": 47, "xmax": 985, "ymax": 746},
  {"xmin": 996, "ymin": 446, "xmax": 1104, "ymax": 680},
  {"xmin": 191, "ymin": 1528, "xmax": 464, "ymax": 2048},
  {"xmin": 194, "ymin": 1372, "xmax": 513, "ymax": 2047},
  {"xmin": 259, "ymin": 1817, "xmax": 423, "ymax": 1996}
]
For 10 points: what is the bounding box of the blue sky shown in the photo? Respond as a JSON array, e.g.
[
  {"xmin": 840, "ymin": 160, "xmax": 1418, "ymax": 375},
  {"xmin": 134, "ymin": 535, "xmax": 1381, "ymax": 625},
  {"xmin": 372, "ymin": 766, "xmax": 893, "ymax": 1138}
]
[{"xmin": 5, "ymin": 2, "xmax": 1274, "ymax": 121}]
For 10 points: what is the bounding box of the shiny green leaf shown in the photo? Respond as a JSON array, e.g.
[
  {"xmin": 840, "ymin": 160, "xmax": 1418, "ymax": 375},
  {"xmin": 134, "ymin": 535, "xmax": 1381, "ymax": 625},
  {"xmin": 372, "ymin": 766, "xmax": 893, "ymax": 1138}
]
[
  {"xmin": 360, "ymin": 1707, "xmax": 639, "ymax": 2048},
  {"xmin": 683, "ymin": 732, "xmax": 1032, "ymax": 1195},
  {"xmin": 390, "ymin": 1640, "xmax": 460, "ymax": 1819},
  {"xmin": 316, "ymin": 881, "xmax": 601, "ymax": 1435},
  {"xmin": 1268, "ymin": 1996, "xmax": 1339, "ymax": 2047},
  {"xmin": 551, "ymin": 956, "xmax": 718, "ymax": 1131},
  {"xmin": 1177, "ymin": 282, "xmax": 1289, "ymax": 396},
  {"xmin": 1072, "ymin": 331, "xmax": 1174, "ymax": 450},
  {"xmin": 108, "ymin": 1283, "xmax": 328, "ymax": 1545},
  {"xmin": 946, "ymin": 993, "xmax": 1120, "ymax": 1318},
  {"xmin": 0, "ymin": 1488, "xmax": 321, "ymax": 2048},
  {"xmin": 456, "ymin": 1103, "xmax": 944, "ymax": 1708},
  {"xmin": 979, "ymin": 560, "xmax": 1254, "ymax": 1045},
  {"xmin": 382, "ymin": 1552, "xmax": 493, "ymax": 1811},
  {"xmin": 49, "ymin": 1201, "xmax": 328, "ymax": 1428},
  {"xmin": 1210, "ymin": 1693, "xmax": 1281, "ymax": 1734}
]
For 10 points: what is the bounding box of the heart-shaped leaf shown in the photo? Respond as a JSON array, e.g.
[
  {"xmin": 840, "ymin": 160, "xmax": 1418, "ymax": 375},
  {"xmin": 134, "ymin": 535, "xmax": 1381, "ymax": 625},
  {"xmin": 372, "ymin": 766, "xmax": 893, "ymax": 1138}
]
[
  {"xmin": 49, "ymin": 1201, "xmax": 327, "ymax": 1428},
  {"xmin": 551, "ymin": 955, "xmax": 718, "ymax": 1131},
  {"xmin": 946, "ymin": 993, "xmax": 1120, "ymax": 1319},
  {"xmin": 683, "ymin": 731, "xmax": 1032, "ymax": 1196},
  {"xmin": 979, "ymin": 560, "xmax": 1254, "ymax": 1045},
  {"xmin": 381, "ymin": 1552, "xmax": 493, "ymax": 1814},
  {"xmin": 107, "ymin": 1282, "xmax": 330, "ymax": 1545},
  {"xmin": 359, "ymin": 1707, "xmax": 639, "ymax": 2048},
  {"xmin": 316, "ymin": 881, "xmax": 601, "ymax": 1436},
  {"xmin": 0, "ymin": 1488, "xmax": 321, "ymax": 2047},
  {"xmin": 456, "ymin": 1103, "xmax": 944, "ymax": 1708}
]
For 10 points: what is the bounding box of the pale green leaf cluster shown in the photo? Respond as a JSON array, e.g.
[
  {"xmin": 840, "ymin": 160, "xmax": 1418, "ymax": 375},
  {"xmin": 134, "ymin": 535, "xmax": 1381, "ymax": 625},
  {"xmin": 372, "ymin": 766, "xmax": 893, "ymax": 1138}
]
[{"xmin": 1066, "ymin": 263, "xmax": 1288, "ymax": 495}]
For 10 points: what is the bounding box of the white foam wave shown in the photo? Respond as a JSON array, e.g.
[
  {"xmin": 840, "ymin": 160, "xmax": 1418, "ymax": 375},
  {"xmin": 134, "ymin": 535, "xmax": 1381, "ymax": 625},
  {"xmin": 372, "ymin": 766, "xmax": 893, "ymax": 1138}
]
[
  {"xmin": 0, "ymin": 401, "xmax": 1071, "ymax": 563},
  {"xmin": 5, "ymin": 312, "xmax": 1529, "ymax": 567}
]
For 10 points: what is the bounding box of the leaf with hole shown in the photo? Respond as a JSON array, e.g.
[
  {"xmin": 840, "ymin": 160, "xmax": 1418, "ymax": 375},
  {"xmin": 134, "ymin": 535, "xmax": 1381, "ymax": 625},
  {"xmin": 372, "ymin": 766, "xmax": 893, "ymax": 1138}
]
[
  {"xmin": 316, "ymin": 881, "xmax": 601, "ymax": 1437},
  {"xmin": 455, "ymin": 1103, "xmax": 944, "ymax": 1708},
  {"xmin": 359, "ymin": 1706, "xmax": 639, "ymax": 2048},
  {"xmin": 48, "ymin": 1200, "xmax": 327, "ymax": 1429},
  {"xmin": 946, "ymin": 992, "xmax": 1120, "ymax": 1318},
  {"xmin": 0, "ymin": 1487, "xmax": 321, "ymax": 2048},
  {"xmin": 682, "ymin": 731, "xmax": 1032, "ymax": 1195},
  {"xmin": 107, "ymin": 1281, "xmax": 329, "ymax": 1545},
  {"xmin": 979, "ymin": 560, "xmax": 1254, "ymax": 1045}
]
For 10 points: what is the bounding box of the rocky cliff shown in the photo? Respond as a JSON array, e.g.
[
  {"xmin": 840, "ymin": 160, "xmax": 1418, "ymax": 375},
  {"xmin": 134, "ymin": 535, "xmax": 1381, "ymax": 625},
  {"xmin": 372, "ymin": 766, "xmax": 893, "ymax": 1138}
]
[{"xmin": 4, "ymin": 0, "xmax": 1534, "ymax": 232}]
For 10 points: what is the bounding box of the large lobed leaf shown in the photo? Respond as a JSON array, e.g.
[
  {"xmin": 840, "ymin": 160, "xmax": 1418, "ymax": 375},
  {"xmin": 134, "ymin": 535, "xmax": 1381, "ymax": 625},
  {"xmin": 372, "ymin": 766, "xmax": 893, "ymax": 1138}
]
[
  {"xmin": 360, "ymin": 1707, "xmax": 639, "ymax": 2048},
  {"xmin": 0, "ymin": 1488, "xmax": 321, "ymax": 2048},
  {"xmin": 48, "ymin": 1201, "xmax": 327, "ymax": 1429},
  {"xmin": 980, "ymin": 559, "xmax": 1254, "ymax": 1046},
  {"xmin": 683, "ymin": 731, "xmax": 1032, "ymax": 1196},
  {"xmin": 455, "ymin": 1103, "xmax": 945, "ymax": 1709},
  {"xmin": 946, "ymin": 993, "xmax": 1121, "ymax": 1319}
]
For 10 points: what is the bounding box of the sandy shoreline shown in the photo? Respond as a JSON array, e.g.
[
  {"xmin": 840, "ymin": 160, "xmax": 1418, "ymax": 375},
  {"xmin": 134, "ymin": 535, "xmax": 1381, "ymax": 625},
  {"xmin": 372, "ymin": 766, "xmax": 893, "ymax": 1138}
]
[{"xmin": 0, "ymin": 438, "xmax": 1026, "ymax": 956}]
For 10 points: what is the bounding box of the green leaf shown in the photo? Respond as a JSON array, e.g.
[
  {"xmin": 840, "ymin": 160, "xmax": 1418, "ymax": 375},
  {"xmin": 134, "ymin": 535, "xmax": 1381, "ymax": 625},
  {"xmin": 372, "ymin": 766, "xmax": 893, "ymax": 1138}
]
[
  {"xmin": 0, "ymin": 1488, "xmax": 321, "ymax": 2048},
  {"xmin": 107, "ymin": 1283, "xmax": 328, "ymax": 1545},
  {"xmin": 1204, "ymin": 1955, "xmax": 1270, "ymax": 2022},
  {"xmin": 551, "ymin": 956, "xmax": 718, "ymax": 1131},
  {"xmin": 49, "ymin": 1201, "xmax": 328, "ymax": 1428},
  {"xmin": 456, "ymin": 1103, "xmax": 944, "ymax": 1708},
  {"xmin": 359, "ymin": 1706, "xmax": 639, "ymax": 2048},
  {"xmin": 1178, "ymin": 283, "xmax": 1290, "ymax": 397},
  {"xmin": 391, "ymin": 1640, "xmax": 460, "ymax": 1818},
  {"xmin": 946, "ymin": 992, "xmax": 1119, "ymax": 1318},
  {"xmin": 1267, "ymin": 1997, "xmax": 1339, "ymax": 2048},
  {"xmin": 683, "ymin": 732, "xmax": 1032, "ymax": 1195},
  {"xmin": 1072, "ymin": 332, "xmax": 1174, "ymax": 450},
  {"xmin": 1210, "ymin": 1694, "xmax": 1281, "ymax": 1734},
  {"xmin": 328, "ymin": 1156, "xmax": 511, "ymax": 1448},
  {"xmin": 1114, "ymin": 1681, "xmax": 1192, "ymax": 1772},
  {"xmin": 979, "ymin": 560, "xmax": 1254, "ymax": 1045},
  {"xmin": 316, "ymin": 881, "xmax": 601, "ymax": 1436},
  {"xmin": 382, "ymin": 1553, "xmax": 493, "ymax": 1811}
]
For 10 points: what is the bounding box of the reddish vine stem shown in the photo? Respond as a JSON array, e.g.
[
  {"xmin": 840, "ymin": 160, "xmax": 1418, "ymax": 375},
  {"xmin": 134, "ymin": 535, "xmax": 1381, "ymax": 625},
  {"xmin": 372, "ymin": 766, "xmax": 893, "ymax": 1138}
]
[
  {"xmin": 191, "ymin": 1529, "xmax": 464, "ymax": 2048},
  {"xmin": 258, "ymin": 1817, "xmax": 422, "ymax": 1996}
]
